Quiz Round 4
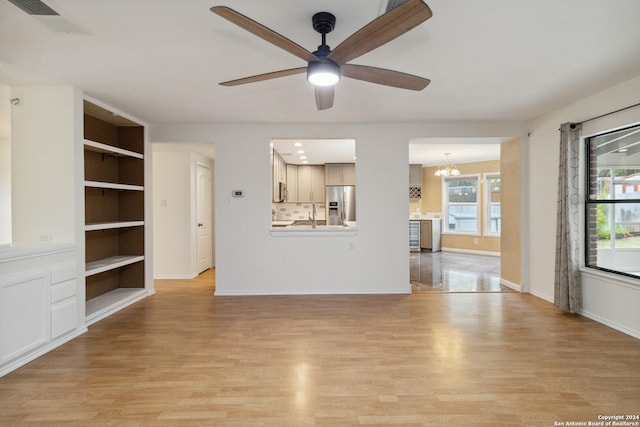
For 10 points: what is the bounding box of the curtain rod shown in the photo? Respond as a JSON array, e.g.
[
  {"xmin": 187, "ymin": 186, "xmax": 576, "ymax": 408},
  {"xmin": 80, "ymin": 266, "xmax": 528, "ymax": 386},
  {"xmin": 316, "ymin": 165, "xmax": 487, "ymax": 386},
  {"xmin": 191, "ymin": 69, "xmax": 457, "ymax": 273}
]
[{"xmin": 571, "ymin": 100, "xmax": 640, "ymax": 128}]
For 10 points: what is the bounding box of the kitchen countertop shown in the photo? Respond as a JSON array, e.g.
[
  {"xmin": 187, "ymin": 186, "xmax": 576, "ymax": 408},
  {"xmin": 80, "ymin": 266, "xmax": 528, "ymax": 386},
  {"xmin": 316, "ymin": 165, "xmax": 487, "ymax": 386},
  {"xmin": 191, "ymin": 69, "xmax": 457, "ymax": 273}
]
[
  {"xmin": 409, "ymin": 215, "xmax": 442, "ymax": 221},
  {"xmin": 271, "ymin": 220, "xmax": 295, "ymax": 226},
  {"xmin": 271, "ymin": 221, "xmax": 357, "ymax": 236}
]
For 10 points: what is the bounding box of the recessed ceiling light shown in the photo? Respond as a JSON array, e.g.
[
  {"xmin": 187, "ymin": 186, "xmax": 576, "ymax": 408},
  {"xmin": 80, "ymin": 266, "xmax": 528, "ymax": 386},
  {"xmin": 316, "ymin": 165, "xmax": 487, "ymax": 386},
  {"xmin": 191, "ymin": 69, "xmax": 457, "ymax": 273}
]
[
  {"xmin": 294, "ymin": 142, "xmax": 303, "ymax": 147},
  {"xmin": 297, "ymin": 150, "xmax": 305, "ymax": 154},
  {"xmin": 300, "ymin": 156, "xmax": 307, "ymax": 160},
  {"xmin": 302, "ymin": 160, "xmax": 309, "ymax": 164}
]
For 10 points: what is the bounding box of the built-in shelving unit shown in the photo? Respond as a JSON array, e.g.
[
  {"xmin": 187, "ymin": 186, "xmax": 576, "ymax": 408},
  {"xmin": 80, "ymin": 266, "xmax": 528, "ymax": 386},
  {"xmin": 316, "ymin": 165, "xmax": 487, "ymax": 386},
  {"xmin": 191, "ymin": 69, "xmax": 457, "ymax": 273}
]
[{"xmin": 83, "ymin": 100, "xmax": 148, "ymax": 325}]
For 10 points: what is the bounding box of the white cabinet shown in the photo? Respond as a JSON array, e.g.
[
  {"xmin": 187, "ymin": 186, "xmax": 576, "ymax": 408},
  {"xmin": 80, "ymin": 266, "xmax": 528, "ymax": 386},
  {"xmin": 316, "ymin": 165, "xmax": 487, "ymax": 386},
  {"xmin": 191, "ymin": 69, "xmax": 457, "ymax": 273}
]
[
  {"xmin": 325, "ymin": 163, "xmax": 356, "ymax": 185},
  {"xmin": 420, "ymin": 219, "xmax": 441, "ymax": 252},
  {"xmin": 272, "ymin": 149, "xmax": 286, "ymax": 202},
  {"xmin": 410, "ymin": 164, "xmax": 423, "ymax": 186},
  {"xmin": 409, "ymin": 164, "xmax": 423, "ymax": 199},
  {"xmin": 286, "ymin": 164, "xmax": 298, "ymax": 202},
  {"xmin": 0, "ymin": 269, "xmax": 49, "ymax": 364},
  {"xmin": 1, "ymin": 254, "xmax": 81, "ymax": 377},
  {"xmin": 296, "ymin": 165, "xmax": 325, "ymax": 202},
  {"xmin": 50, "ymin": 261, "xmax": 78, "ymax": 339}
]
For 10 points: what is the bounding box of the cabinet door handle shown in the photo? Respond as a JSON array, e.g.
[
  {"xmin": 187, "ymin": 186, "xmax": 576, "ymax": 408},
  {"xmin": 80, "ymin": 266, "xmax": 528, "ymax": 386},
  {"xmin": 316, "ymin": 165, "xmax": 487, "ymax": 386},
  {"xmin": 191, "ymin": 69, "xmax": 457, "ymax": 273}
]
[{"xmin": 198, "ymin": 223, "xmax": 203, "ymax": 227}]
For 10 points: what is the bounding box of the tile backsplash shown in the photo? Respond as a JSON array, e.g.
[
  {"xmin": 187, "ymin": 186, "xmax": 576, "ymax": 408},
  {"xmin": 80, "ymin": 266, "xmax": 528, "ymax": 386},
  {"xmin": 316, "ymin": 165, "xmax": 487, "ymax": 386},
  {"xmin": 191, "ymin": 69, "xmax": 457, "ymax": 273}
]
[{"xmin": 273, "ymin": 202, "xmax": 326, "ymax": 221}]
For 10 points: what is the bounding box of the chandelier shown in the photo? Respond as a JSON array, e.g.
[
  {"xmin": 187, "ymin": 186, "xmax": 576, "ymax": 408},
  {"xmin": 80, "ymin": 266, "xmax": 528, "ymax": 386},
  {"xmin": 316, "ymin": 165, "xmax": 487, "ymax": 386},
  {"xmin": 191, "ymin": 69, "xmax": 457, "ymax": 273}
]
[{"xmin": 434, "ymin": 153, "xmax": 460, "ymax": 177}]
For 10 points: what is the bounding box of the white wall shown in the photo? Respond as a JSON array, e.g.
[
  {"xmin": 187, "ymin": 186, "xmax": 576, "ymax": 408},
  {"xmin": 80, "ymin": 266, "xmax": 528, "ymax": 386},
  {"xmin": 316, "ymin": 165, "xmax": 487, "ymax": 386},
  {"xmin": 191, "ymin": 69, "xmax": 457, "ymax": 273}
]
[
  {"xmin": 527, "ymin": 74, "xmax": 640, "ymax": 338},
  {"xmin": 0, "ymin": 85, "xmax": 10, "ymax": 245},
  {"xmin": 0, "ymin": 137, "xmax": 10, "ymax": 245},
  {"xmin": 150, "ymin": 122, "xmax": 525, "ymax": 295},
  {"xmin": 152, "ymin": 151, "xmax": 192, "ymax": 278},
  {"xmin": 11, "ymin": 86, "xmax": 81, "ymax": 246}
]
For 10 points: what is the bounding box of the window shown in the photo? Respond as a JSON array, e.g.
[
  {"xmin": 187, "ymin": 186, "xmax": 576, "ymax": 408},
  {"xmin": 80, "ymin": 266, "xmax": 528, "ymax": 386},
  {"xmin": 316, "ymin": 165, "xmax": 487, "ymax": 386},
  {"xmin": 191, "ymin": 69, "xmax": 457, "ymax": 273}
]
[
  {"xmin": 443, "ymin": 175, "xmax": 479, "ymax": 234},
  {"xmin": 485, "ymin": 174, "xmax": 501, "ymax": 236},
  {"xmin": 270, "ymin": 138, "xmax": 356, "ymax": 228},
  {"xmin": 585, "ymin": 123, "xmax": 640, "ymax": 278}
]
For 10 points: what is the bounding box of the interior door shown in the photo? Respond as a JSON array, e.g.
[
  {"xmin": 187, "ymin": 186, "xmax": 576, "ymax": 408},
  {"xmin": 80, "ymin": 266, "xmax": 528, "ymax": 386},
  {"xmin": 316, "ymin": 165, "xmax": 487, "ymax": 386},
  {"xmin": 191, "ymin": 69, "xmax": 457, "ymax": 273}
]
[{"xmin": 196, "ymin": 163, "xmax": 212, "ymax": 274}]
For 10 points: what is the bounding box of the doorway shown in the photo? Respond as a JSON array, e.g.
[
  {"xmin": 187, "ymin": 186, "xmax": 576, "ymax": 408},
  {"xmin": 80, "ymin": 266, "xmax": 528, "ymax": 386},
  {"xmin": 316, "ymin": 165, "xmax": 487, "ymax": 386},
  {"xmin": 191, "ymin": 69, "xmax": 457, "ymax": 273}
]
[
  {"xmin": 408, "ymin": 137, "xmax": 521, "ymax": 292},
  {"xmin": 152, "ymin": 142, "xmax": 215, "ymax": 280},
  {"xmin": 196, "ymin": 162, "xmax": 212, "ymax": 274}
]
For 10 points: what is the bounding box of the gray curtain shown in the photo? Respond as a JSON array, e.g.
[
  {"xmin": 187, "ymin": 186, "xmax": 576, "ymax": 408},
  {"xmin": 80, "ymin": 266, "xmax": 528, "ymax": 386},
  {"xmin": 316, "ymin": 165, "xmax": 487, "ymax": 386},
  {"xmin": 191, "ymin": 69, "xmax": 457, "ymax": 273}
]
[{"xmin": 554, "ymin": 122, "xmax": 582, "ymax": 313}]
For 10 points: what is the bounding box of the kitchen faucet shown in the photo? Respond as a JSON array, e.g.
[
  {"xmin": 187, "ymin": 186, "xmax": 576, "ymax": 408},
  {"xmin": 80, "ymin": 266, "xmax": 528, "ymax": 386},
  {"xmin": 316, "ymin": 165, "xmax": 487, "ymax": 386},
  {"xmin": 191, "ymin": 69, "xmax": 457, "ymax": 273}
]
[{"xmin": 308, "ymin": 202, "xmax": 317, "ymax": 228}]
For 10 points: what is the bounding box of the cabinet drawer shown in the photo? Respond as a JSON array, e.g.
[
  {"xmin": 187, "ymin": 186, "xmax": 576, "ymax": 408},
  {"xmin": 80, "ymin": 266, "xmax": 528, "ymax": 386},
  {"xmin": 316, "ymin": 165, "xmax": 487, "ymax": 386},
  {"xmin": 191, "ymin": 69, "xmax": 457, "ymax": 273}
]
[
  {"xmin": 51, "ymin": 299, "xmax": 77, "ymax": 339},
  {"xmin": 51, "ymin": 279, "xmax": 76, "ymax": 303},
  {"xmin": 51, "ymin": 262, "xmax": 76, "ymax": 284}
]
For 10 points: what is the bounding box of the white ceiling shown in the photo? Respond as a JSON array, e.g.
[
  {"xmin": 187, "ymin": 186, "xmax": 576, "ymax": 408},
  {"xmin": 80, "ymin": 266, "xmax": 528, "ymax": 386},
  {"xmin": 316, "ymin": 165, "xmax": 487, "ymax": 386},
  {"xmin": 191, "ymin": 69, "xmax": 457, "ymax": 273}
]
[
  {"xmin": 409, "ymin": 138, "xmax": 506, "ymax": 167},
  {"xmin": 271, "ymin": 137, "xmax": 506, "ymax": 166},
  {"xmin": 2, "ymin": 1, "xmax": 639, "ymax": 164},
  {"xmin": 273, "ymin": 138, "xmax": 355, "ymax": 165},
  {"xmin": 1, "ymin": 0, "xmax": 639, "ymax": 127}
]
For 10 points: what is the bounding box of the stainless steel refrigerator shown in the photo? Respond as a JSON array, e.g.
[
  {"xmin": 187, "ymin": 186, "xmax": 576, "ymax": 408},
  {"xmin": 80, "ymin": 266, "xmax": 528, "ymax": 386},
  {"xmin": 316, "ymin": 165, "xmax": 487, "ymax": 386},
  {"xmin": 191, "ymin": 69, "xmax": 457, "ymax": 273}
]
[{"xmin": 326, "ymin": 185, "xmax": 356, "ymax": 225}]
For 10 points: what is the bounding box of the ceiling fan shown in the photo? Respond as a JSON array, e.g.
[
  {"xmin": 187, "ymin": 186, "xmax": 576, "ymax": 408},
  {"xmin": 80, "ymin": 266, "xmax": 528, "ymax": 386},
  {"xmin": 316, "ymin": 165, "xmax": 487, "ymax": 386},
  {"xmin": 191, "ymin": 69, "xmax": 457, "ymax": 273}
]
[{"xmin": 210, "ymin": 0, "xmax": 432, "ymax": 110}]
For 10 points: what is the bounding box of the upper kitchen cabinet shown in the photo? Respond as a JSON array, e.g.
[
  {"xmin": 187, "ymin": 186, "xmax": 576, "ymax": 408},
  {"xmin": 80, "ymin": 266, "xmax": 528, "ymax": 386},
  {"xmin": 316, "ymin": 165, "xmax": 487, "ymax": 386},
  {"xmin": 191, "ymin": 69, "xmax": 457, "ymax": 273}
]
[
  {"xmin": 297, "ymin": 165, "xmax": 325, "ymax": 203},
  {"xmin": 272, "ymin": 149, "xmax": 286, "ymax": 202},
  {"xmin": 325, "ymin": 163, "xmax": 356, "ymax": 186},
  {"xmin": 409, "ymin": 164, "xmax": 422, "ymax": 200},
  {"xmin": 286, "ymin": 164, "xmax": 298, "ymax": 202}
]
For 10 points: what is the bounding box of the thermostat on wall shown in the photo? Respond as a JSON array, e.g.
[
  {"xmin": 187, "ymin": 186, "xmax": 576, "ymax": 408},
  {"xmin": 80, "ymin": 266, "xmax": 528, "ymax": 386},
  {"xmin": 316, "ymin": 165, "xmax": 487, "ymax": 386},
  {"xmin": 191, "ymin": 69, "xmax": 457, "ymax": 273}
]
[{"xmin": 232, "ymin": 190, "xmax": 244, "ymax": 198}]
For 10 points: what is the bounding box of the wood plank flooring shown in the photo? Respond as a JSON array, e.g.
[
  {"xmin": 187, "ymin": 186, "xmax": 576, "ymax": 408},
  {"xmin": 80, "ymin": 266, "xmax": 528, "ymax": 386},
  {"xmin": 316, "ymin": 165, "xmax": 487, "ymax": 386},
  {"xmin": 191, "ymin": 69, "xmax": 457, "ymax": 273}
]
[{"xmin": 1, "ymin": 269, "xmax": 639, "ymax": 426}]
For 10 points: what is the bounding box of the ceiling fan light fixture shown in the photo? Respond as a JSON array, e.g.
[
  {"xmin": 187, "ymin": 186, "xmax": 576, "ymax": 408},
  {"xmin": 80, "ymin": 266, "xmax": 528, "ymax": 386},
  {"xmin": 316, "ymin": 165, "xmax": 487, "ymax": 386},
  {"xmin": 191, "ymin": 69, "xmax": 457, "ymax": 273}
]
[{"xmin": 307, "ymin": 59, "xmax": 340, "ymax": 86}]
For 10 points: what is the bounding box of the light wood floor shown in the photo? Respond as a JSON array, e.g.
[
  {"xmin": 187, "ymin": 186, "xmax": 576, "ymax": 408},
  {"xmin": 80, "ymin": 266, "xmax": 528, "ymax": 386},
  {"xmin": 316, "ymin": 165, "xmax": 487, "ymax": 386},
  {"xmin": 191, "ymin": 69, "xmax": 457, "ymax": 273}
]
[{"xmin": 1, "ymin": 269, "xmax": 639, "ymax": 426}]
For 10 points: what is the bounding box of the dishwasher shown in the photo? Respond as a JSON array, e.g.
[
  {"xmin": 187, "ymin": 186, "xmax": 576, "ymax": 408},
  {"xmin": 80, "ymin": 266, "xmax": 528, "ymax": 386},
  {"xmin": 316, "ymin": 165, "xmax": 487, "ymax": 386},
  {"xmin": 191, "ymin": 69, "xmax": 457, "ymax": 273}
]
[{"xmin": 409, "ymin": 221, "xmax": 421, "ymax": 251}]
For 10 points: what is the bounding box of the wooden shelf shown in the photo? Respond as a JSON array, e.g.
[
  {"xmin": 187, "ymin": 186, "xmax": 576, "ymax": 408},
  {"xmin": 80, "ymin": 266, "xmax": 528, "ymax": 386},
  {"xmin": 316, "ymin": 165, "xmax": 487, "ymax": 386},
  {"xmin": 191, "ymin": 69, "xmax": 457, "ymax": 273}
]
[
  {"xmin": 84, "ymin": 139, "xmax": 143, "ymax": 159},
  {"xmin": 83, "ymin": 99, "xmax": 147, "ymax": 325},
  {"xmin": 84, "ymin": 180, "xmax": 144, "ymax": 191},
  {"xmin": 85, "ymin": 255, "xmax": 144, "ymax": 277},
  {"xmin": 85, "ymin": 288, "xmax": 147, "ymax": 325},
  {"xmin": 85, "ymin": 221, "xmax": 144, "ymax": 231}
]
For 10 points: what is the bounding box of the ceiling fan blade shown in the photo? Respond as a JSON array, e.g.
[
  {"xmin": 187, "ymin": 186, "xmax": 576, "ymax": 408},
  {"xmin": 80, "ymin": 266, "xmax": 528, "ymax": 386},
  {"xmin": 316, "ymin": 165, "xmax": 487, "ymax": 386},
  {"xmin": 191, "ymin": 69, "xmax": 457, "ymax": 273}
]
[
  {"xmin": 328, "ymin": 0, "xmax": 432, "ymax": 65},
  {"xmin": 315, "ymin": 86, "xmax": 334, "ymax": 110},
  {"xmin": 211, "ymin": 6, "xmax": 318, "ymax": 63},
  {"xmin": 341, "ymin": 64, "xmax": 430, "ymax": 91},
  {"xmin": 220, "ymin": 67, "xmax": 307, "ymax": 86}
]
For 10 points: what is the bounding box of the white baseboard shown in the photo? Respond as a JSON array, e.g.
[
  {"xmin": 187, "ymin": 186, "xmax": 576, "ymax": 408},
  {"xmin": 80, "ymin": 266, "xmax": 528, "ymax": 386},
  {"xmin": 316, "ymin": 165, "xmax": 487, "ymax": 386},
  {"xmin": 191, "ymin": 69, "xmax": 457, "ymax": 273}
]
[
  {"xmin": 154, "ymin": 273, "xmax": 198, "ymax": 280},
  {"xmin": 529, "ymin": 289, "xmax": 553, "ymax": 303},
  {"xmin": 214, "ymin": 288, "xmax": 412, "ymax": 296},
  {"xmin": 441, "ymin": 247, "xmax": 500, "ymax": 257},
  {"xmin": 500, "ymin": 278, "xmax": 521, "ymax": 292},
  {"xmin": 579, "ymin": 309, "xmax": 640, "ymax": 340},
  {"xmin": 527, "ymin": 289, "xmax": 640, "ymax": 340}
]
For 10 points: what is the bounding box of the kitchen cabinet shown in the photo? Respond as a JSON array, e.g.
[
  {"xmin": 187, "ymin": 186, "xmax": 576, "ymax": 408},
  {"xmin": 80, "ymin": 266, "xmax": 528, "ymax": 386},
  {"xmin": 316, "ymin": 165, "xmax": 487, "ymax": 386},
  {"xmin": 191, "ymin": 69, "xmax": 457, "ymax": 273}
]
[
  {"xmin": 420, "ymin": 219, "xmax": 441, "ymax": 252},
  {"xmin": 409, "ymin": 164, "xmax": 422, "ymax": 199},
  {"xmin": 296, "ymin": 165, "xmax": 325, "ymax": 202},
  {"xmin": 325, "ymin": 163, "xmax": 356, "ymax": 185},
  {"xmin": 272, "ymin": 149, "xmax": 286, "ymax": 202},
  {"xmin": 409, "ymin": 164, "xmax": 422, "ymax": 186},
  {"xmin": 286, "ymin": 164, "xmax": 298, "ymax": 202}
]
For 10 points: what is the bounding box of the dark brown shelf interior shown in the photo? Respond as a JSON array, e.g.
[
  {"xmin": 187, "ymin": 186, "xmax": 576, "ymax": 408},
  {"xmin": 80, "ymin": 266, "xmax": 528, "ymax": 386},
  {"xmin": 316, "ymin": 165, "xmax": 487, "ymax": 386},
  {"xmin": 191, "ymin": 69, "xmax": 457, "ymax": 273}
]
[
  {"xmin": 84, "ymin": 101, "xmax": 146, "ymax": 304},
  {"xmin": 84, "ymin": 114, "xmax": 144, "ymax": 154},
  {"xmin": 84, "ymin": 188, "xmax": 144, "ymax": 224},
  {"xmin": 86, "ymin": 262, "xmax": 145, "ymax": 301},
  {"xmin": 84, "ymin": 149, "xmax": 144, "ymax": 186}
]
